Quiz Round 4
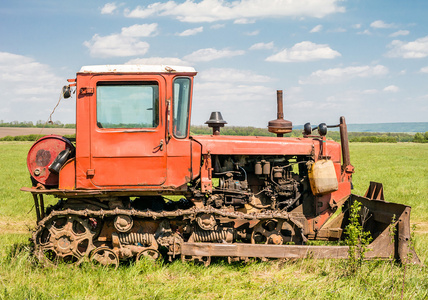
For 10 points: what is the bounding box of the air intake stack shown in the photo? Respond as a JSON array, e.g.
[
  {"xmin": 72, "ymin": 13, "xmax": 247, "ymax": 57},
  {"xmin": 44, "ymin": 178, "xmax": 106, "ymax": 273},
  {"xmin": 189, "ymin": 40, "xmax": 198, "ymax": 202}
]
[
  {"xmin": 205, "ymin": 111, "xmax": 227, "ymax": 135},
  {"xmin": 268, "ymin": 90, "xmax": 292, "ymax": 137}
]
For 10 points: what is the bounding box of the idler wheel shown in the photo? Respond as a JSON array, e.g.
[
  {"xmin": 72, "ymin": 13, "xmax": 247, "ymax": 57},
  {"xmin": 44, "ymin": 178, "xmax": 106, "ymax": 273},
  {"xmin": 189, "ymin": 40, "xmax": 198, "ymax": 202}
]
[
  {"xmin": 114, "ymin": 215, "xmax": 133, "ymax": 233},
  {"xmin": 90, "ymin": 247, "xmax": 119, "ymax": 269},
  {"xmin": 251, "ymin": 219, "xmax": 301, "ymax": 245},
  {"xmin": 196, "ymin": 213, "xmax": 217, "ymax": 231},
  {"xmin": 136, "ymin": 249, "xmax": 162, "ymax": 262}
]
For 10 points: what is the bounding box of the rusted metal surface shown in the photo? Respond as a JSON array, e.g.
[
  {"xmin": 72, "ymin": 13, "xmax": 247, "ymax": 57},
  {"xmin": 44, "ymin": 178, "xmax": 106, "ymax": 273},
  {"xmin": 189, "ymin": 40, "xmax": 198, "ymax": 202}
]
[
  {"xmin": 268, "ymin": 90, "xmax": 293, "ymax": 136},
  {"xmin": 353, "ymin": 194, "xmax": 420, "ymax": 264},
  {"xmin": 30, "ymin": 191, "xmax": 419, "ymax": 266},
  {"xmin": 34, "ymin": 215, "xmax": 96, "ymax": 266},
  {"xmin": 182, "ymin": 243, "xmax": 350, "ymax": 259},
  {"xmin": 90, "ymin": 247, "xmax": 119, "ymax": 269},
  {"xmin": 365, "ymin": 181, "xmax": 385, "ymax": 201},
  {"xmin": 31, "ymin": 203, "xmax": 302, "ymax": 266},
  {"xmin": 27, "ymin": 135, "xmax": 74, "ymax": 187},
  {"xmin": 32, "ymin": 194, "xmax": 41, "ymax": 223},
  {"xmin": 21, "ymin": 187, "xmax": 178, "ymax": 197},
  {"xmin": 339, "ymin": 116, "xmax": 351, "ymax": 168}
]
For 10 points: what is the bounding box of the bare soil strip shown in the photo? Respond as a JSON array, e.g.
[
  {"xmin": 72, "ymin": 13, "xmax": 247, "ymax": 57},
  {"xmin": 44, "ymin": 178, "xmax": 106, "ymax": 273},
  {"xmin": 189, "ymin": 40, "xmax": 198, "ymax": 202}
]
[{"xmin": 0, "ymin": 127, "xmax": 75, "ymax": 138}]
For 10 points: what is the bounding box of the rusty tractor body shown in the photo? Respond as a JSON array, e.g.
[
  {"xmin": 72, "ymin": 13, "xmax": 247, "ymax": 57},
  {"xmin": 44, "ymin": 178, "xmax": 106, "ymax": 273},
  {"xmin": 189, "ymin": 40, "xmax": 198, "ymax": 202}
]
[{"xmin": 22, "ymin": 65, "xmax": 419, "ymax": 267}]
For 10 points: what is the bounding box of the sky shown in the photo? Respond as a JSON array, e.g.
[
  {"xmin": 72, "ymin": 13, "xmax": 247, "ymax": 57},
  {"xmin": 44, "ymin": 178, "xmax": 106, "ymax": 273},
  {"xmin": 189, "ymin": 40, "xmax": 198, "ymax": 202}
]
[{"xmin": 0, "ymin": 0, "xmax": 427, "ymax": 128}]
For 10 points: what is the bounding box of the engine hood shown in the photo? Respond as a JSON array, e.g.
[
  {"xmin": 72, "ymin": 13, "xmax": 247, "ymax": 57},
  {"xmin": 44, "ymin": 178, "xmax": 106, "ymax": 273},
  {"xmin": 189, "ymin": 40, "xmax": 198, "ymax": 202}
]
[{"xmin": 191, "ymin": 135, "xmax": 341, "ymax": 162}]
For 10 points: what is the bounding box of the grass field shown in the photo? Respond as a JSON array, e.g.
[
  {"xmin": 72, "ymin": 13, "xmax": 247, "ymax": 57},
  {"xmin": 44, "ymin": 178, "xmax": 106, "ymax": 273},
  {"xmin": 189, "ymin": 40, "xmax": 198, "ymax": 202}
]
[{"xmin": 0, "ymin": 142, "xmax": 427, "ymax": 299}]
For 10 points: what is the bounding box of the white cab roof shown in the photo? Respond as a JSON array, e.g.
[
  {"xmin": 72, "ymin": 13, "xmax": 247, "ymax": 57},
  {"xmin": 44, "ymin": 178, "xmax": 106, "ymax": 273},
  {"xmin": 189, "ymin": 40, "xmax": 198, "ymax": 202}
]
[{"xmin": 79, "ymin": 65, "xmax": 196, "ymax": 74}]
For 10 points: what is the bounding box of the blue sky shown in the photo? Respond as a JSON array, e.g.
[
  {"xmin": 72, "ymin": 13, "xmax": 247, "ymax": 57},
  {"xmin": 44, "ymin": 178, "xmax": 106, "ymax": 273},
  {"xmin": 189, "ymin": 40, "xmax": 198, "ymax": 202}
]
[{"xmin": 0, "ymin": 0, "xmax": 427, "ymax": 127}]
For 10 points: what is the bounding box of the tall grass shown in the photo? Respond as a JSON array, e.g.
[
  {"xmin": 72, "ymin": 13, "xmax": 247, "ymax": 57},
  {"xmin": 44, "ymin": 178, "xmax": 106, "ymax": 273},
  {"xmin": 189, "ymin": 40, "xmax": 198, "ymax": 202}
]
[
  {"xmin": 1, "ymin": 234, "xmax": 427, "ymax": 299},
  {"xmin": 0, "ymin": 141, "xmax": 427, "ymax": 299}
]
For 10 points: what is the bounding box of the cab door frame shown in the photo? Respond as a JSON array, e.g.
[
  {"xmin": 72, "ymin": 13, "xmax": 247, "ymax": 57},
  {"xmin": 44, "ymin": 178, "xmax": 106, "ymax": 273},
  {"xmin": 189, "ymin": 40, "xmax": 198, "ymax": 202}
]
[{"xmin": 88, "ymin": 74, "xmax": 168, "ymax": 187}]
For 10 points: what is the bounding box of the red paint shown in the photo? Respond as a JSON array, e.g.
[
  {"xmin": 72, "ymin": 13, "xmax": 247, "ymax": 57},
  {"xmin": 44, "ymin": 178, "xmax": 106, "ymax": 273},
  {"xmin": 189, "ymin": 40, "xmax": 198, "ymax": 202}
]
[{"xmin": 27, "ymin": 135, "xmax": 74, "ymax": 187}]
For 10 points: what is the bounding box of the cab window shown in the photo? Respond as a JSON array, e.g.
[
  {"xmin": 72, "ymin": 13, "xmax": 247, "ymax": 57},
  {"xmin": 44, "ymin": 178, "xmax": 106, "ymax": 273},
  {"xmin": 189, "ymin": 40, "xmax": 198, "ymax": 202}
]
[
  {"xmin": 173, "ymin": 78, "xmax": 191, "ymax": 138},
  {"xmin": 97, "ymin": 82, "xmax": 159, "ymax": 129}
]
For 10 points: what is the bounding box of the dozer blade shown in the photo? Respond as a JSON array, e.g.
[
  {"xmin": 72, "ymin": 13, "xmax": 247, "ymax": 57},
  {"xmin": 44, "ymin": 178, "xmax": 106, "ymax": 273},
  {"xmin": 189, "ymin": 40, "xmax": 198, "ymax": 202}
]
[
  {"xmin": 314, "ymin": 182, "xmax": 420, "ymax": 264},
  {"xmin": 358, "ymin": 181, "xmax": 419, "ymax": 264},
  {"xmin": 350, "ymin": 194, "xmax": 420, "ymax": 264}
]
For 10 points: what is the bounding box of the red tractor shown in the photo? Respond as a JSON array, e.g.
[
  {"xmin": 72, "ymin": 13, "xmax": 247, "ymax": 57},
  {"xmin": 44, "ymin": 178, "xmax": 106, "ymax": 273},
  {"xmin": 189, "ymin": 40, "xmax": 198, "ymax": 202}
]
[{"xmin": 22, "ymin": 65, "xmax": 419, "ymax": 267}]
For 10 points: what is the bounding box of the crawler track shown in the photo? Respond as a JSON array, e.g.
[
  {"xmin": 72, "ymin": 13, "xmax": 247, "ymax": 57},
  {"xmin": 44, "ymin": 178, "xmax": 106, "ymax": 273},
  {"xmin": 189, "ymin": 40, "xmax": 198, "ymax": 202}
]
[{"xmin": 32, "ymin": 206, "xmax": 306, "ymax": 267}]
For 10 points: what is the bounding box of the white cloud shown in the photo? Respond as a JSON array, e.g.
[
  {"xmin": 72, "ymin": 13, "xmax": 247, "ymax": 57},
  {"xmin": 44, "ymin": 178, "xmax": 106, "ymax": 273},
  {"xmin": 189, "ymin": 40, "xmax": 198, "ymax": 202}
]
[
  {"xmin": 125, "ymin": 0, "xmax": 345, "ymax": 23},
  {"xmin": 126, "ymin": 57, "xmax": 192, "ymax": 66},
  {"xmin": 0, "ymin": 52, "xmax": 61, "ymax": 95},
  {"xmin": 352, "ymin": 24, "xmax": 361, "ymax": 29},
  {"xmin": 361, "ymin": 89, "xmax": 379, "ymax": 94},
  {"xmin": 370, "ymin": 20, "xmax": 395, "ymax": 29},
  {"xmin": 192, "ymin": 82, "xmax": 273, "ymax": 126},
  {"xmin": 310, "ymin": 25, "xmax": 322, "ymax": 33},
  {"xmin": 249, "ymin": 42, "xmax": 274, "ymax": 50},
  {"xmin": 84, "ymin": 34, "xmax": 150, "ymax": 57},
  {"xmin": 0, "ymin": 52, "xmax": 74, "ymax": 122},
  {"xmin": 389, "ymin": 30, "xmax": 410, "ymax": 37},
  {"xmin": 101, "ymin": 3, "xmax": 118, "ymax": 14},
  {"xmin": 192, "ymin": 69, "xmax": 275, "ymax": 126},
  {"xmin": 420, "ymin": 66, "xmax": 428, "ymax": 73},
  {"xmin": 386, "ymin": 36, "xmax": 428, "ymax": 58},
  {"xmin": 121, "ymin": 23, "xmax": 159, "ymax": 37},
  {"xmin": 183, "ymin": 48, "xmax": 245, "ymax": 62},
  {"xmin": 211, "ymin": 24, "xmax": 225, "ymax": 29},
  {"xmin": 199, "ymin": 68, "xmax": 272, "ymax": 83},
  {"xmin": 195, "ymin": 82, "xmax": 271, "ymax": 101},
  {"xmin": 383, "ymin": 85, "xmax": 399, "ymax": 92},
  {"xmin": 125, "ymin": 2, "xmax": 177, "ymax": 19},
  {"xmin": 83, "ymin": 24, "xmax": 158, "ymax": 57},
  {"xmin": 357, "ymin": 29, "xmax": 371, "ymax": 35},
  {"xmin": 266, "ymin": 41, "xmax": 340, "ymax": 63},
  {"xmin": 234, "ymin": 19, "xmax": 256, "ymax": 24},
  {"xmin": 177, "ymin": 26, "xmax": 203, "ymax": 36},
  {"xmin": 245, "ymin": 30, "xmax": 260, "ymax": 36},
  {"xmin": 299, "ymin": 65, "xmax": 389, "ymax": 84}
]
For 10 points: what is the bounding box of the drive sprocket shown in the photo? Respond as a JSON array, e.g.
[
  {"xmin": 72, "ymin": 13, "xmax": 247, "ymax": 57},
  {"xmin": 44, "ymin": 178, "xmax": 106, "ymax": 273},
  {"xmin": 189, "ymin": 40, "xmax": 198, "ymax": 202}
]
[{"xmin": 34, "ymin": 215, "xmax": 97, "ymax": 266}]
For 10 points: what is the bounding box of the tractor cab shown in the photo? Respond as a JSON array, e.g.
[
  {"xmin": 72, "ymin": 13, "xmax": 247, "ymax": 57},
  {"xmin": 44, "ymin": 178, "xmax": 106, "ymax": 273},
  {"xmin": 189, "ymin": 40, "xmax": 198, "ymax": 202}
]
[{"xmin": 61, "ymin": 65, "xmax": 200, "ymax": 190}]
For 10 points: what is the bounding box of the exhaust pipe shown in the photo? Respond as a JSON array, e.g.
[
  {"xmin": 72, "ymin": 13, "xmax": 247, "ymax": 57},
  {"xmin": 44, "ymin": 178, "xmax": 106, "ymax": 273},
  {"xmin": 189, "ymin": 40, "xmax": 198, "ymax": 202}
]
[
  {"xmin": 268, "ymin": 90, "xmax": 292, "ymax": 137},
  {"xmin": 339, "ymin": 116, "xmax": 351, "ymax": 168}
]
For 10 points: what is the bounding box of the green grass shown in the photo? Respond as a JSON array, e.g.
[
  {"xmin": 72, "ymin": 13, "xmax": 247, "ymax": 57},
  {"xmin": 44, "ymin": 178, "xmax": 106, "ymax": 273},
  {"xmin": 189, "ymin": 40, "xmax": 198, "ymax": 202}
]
[
  {"xmin": 1, "ymin": 235, "xmax": 427, "ymax": 299},
  {"xmin": 350, "ymin": 143, "xmax": 428, "ymax": 221},
  {"xmin": 0, "ymin": 142, "xmax": 35, "ymax": 224},
  {"xmin": 0, "ymin": 141, "xmax": 427, "ymax": 299}
]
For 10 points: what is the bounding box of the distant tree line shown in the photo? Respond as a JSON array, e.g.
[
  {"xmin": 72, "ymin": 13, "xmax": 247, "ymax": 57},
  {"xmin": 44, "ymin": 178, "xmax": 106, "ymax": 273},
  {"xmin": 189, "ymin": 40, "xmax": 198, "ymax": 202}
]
[
  {"xmin": 191, "ymin": 125, "xmax": 277, "ymax": 137},
  {"xmin": 326, "ymin": 131, "xmax": 416, "ymax": 143},
  {"xmin": 190, "ymin": 125, "xmax": 417, "ymax": 143},
  {"xmin": 413, "ymin": 132, "xmax": 428, "ymax": 143}
]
